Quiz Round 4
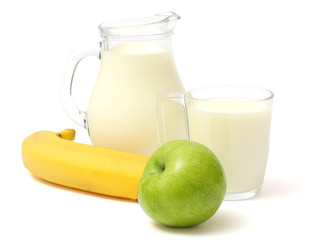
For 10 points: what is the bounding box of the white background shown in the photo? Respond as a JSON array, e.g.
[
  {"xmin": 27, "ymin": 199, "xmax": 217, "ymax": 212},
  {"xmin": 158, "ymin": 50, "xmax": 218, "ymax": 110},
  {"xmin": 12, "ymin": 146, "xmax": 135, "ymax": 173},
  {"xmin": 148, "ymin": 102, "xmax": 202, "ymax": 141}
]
[{"xmin": 1, "ymin": 0, "xmax": 317, "ymax": 239}]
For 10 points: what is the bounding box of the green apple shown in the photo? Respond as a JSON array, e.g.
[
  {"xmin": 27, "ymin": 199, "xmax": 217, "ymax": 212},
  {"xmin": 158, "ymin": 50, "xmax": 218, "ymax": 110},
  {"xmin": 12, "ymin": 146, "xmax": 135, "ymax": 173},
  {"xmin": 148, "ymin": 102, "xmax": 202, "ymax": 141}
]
[{"xmin": 138, "ymin": 140, "xmax": 226, "ymax": 227}]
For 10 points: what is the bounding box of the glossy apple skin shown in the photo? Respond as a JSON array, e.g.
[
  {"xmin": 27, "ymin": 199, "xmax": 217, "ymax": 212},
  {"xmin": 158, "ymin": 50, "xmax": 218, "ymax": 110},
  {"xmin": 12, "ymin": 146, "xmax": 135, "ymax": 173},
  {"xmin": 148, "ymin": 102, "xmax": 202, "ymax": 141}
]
[{"xmin": 138, "ymin": 140, "xmax": 226, "ymax": 227}]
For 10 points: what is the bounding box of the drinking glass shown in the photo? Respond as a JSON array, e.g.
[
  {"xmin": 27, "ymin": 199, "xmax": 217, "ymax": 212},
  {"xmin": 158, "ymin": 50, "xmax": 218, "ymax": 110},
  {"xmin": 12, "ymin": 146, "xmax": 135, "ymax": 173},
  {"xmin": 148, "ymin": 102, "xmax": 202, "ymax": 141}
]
[{"xmin": 156, "ymin": 85, "xmax": 274, "ymax": 200}]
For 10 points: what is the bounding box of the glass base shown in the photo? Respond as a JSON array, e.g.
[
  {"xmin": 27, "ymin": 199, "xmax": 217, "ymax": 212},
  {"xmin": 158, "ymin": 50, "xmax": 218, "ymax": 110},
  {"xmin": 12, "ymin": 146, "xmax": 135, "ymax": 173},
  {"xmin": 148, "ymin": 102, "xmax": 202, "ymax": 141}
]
[{"xmin": 224, "ymin": 187, "xmax": 261, "ymax": 201}]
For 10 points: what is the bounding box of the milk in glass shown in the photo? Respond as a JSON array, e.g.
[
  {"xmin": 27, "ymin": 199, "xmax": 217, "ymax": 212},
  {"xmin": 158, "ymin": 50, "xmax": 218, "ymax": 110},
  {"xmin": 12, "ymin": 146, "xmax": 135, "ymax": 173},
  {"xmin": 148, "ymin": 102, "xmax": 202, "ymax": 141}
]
[{"xmin": 187, "ymin": 99, "xmax": 272, "ymax": 193}]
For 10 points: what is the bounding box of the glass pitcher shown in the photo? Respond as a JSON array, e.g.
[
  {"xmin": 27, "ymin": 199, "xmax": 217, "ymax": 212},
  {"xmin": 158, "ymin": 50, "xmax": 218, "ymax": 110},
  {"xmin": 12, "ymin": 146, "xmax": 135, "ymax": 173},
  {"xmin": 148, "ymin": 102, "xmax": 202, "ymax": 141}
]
[{"xmin": 60, "ymin": 12, "xmax": 185, "ymax": 156}]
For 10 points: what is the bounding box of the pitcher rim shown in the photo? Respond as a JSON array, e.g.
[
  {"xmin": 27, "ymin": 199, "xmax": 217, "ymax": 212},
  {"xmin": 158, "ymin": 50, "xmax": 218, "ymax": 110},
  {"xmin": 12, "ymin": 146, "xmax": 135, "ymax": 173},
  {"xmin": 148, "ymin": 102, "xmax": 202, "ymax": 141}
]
[{"xmin": 98, "ymin": 12, "xmax": 180, "ymax": 39}]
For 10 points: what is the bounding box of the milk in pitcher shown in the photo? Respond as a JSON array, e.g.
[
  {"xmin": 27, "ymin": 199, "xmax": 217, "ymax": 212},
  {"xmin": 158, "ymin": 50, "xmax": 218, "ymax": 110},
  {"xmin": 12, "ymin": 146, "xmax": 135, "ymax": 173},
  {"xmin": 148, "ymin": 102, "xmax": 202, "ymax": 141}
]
[{"xmin": 87, "ymin": 43, "xmax": 185, "ymax": 156}]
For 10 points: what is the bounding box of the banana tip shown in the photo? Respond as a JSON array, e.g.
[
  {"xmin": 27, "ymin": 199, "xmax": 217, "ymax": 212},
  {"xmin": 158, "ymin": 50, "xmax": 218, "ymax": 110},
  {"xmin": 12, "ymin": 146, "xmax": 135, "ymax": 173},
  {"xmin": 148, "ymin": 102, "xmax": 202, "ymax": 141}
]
[{"xmin": 58, "ymin": 129, "xmax": 76, "ymax": 141}]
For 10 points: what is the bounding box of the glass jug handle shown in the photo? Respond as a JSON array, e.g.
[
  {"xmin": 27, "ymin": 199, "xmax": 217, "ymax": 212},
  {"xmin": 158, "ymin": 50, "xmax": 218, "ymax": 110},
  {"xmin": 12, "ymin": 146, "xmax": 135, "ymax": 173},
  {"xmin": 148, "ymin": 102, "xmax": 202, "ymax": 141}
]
[{"xmin": 60, "ymin": 45, "xmax": 100, "ymax": 129}]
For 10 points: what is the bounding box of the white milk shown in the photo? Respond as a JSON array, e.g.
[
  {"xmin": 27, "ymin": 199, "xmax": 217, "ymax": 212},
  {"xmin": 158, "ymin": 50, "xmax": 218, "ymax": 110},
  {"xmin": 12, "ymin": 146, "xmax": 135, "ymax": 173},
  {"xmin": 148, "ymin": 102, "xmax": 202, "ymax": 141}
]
[
  {"xmin": 87, "ymin": 43, "xmax": 185, "ymax": 156},
  {"xmin": 187, "ymin": 99, "xmax": 272, "ymax": 193}
]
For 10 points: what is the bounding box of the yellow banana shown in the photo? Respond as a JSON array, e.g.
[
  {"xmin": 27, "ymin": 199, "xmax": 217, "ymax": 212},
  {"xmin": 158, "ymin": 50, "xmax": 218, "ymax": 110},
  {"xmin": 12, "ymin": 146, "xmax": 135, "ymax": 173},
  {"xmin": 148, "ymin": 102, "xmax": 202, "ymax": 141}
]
[{"xmin": 22, "ymin": 129, "xmax": 149, "ymax": 200}]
